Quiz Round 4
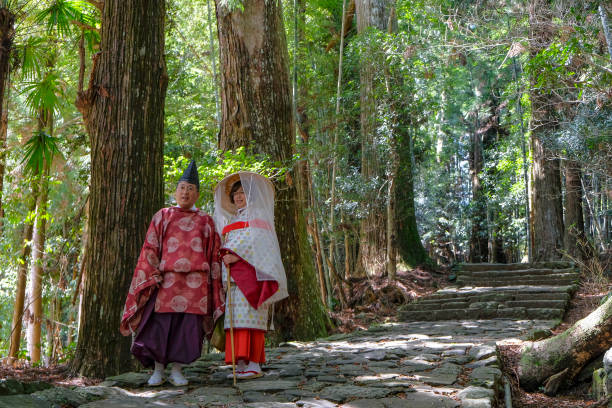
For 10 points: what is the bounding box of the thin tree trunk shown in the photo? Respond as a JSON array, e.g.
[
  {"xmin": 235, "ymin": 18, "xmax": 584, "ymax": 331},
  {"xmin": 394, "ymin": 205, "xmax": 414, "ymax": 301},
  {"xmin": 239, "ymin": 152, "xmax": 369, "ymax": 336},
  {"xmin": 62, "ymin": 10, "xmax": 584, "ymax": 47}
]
[
  {"xmin": 599, "ymin": 4, "xmax": 612, "ymax": 61},
  {"xmin": 71, "ymin": 0, "xmax": 167, "ymax": 378},
  {"xmin": 8, "ymin": 185, "xmax": 38, "ymax": 362},
  {"xmin": 206, "ymin": 0, "xmax": 220, "ymax": 127},
  {"xmin": 529, "ymin": 0, "xmax": 564, "ymax": 261},
  {"xmin": 215, "ymin": 0, "xmax": 328, "ymax": 341},
  {"xmin": 26, "ymin": 169, "xmax": 50, "ymax": 364},
  {"xmin": 511, "ymin": 56, "xmax": 532, "ymax": 262},
  {"xmin": 564, "ymin": 160, "xmax": 588, "ymax": 259},
  {"xmin": 582, "ymin": 176, "xmax": 606, "ymax": 250},
  {"xmin": 328, "ymin": 0, "xmax": 347, "ymax": 302},
  {"xmin": 0, "ymin": 7, "xmax": 14, "ymax": 232},
  {"xmin": 306, "ymin": 163, "xmax": 328, "ymax": 307}
]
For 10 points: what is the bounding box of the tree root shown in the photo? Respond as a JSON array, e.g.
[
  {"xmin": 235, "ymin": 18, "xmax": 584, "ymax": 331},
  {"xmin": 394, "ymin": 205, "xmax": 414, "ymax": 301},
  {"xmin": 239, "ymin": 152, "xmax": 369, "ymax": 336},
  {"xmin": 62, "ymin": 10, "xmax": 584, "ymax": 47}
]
[{"xmin": 543, "ymin": 368, "xmax": 569, "ymax": 396}]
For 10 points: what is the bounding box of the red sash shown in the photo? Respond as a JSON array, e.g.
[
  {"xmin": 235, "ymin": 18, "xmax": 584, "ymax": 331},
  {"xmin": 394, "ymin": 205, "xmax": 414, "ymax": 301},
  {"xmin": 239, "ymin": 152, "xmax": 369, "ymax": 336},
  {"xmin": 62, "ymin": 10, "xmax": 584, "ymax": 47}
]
[{"xmin": 222, "ymin": 219, "xmax": 271, "ymax": 235}]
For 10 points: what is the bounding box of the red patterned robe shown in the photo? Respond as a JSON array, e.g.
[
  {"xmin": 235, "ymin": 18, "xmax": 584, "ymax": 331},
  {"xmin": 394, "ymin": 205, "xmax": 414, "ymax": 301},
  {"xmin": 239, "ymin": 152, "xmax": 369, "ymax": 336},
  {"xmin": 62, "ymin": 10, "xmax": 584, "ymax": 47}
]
[{"xmin": 120, "ymin": 207, "xmax": 225, "ymax": 339}]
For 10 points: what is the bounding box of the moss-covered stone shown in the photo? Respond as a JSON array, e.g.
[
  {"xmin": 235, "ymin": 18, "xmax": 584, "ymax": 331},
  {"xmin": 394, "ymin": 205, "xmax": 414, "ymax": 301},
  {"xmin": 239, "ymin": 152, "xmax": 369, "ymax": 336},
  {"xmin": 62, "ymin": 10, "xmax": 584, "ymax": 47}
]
[{"xmin": 592, "ymin": 368, "xmax": 607, "ymax": 400}]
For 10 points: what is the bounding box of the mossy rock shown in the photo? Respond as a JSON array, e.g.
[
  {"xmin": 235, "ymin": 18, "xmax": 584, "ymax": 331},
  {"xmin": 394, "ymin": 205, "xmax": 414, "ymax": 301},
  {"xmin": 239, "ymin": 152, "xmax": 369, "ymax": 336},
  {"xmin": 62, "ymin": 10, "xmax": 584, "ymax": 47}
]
[{"xmin": 592, "ymin": 368, "xmax": 607, "ymax": 400}]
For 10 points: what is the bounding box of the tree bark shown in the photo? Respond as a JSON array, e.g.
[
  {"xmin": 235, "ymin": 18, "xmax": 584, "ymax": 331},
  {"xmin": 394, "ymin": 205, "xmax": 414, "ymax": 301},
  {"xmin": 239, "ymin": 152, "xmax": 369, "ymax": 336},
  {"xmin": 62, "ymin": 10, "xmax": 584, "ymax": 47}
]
[
  {"xmin": 529, "ymin": 0, "xmax": 564, "ymax": 261},
  {"xmin": 215, "ymin": 0, "xmax": 328, "ymax": 341},
  {"xmin": 599, "ymin": 4, "xmax": 612, "ymax": 61},
  {"xmin": 26, "ymin": 169, "xmax": 50, "ymax": 364},
  {"xmin": 564, "ymin": 160, "xmax": 589, "ymax": 260},
  {"xmin": 356, "ymin": 0, "xmax": 392, "ymax": 276},
  {"xmin": 518, "ymin": 295, "xmax": 612, "ymax": 395},
  {"xmin": 71, "ymin": 0, "xmax": 167, "ymax": 378},
  {"xmin": 396, "ymin": 127, "xmax": 428, "ymax": 265},
  {"xmin": 0, "ymin": 7, "xmax": 14, "ymax": 231},
  {"xmin": 8, "ymin": 186, "xmax": 38, "ymax": 362}
]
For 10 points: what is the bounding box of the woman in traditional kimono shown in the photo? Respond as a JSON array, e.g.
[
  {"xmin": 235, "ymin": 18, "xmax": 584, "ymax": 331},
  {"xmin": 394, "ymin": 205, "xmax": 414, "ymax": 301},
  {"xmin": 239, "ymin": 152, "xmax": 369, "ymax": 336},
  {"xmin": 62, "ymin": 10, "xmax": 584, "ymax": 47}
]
[{"xmin": 213, "ymin": 172, "xmax": 288, "ymax": 379}]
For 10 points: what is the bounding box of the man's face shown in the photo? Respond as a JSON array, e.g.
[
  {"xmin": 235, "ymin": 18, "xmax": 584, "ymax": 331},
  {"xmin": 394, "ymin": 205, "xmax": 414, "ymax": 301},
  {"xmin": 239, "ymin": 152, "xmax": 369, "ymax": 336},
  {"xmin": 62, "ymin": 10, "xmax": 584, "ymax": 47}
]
[{"xmin": 175, "ymin": 181, "xmax": 199, "ymax": 209}]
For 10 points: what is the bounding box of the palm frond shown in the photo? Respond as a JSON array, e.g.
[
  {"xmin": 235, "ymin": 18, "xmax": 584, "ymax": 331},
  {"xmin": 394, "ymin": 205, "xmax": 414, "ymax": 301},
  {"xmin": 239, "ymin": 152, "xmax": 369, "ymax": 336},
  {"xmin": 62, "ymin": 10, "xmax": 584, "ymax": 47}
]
[
  {"xmin": 17, "ymin": 37, "xmax": 45, "ymax": 80},
  {"xmin": 21, "ymin": 130, "xmax": 62, "ymax": 176},
  {"xmin": 35, "ymin": 0, "xmax": 98, "ymax": 37},
  {"xmin": 21, "ymin": 72, "xmax": 65, "ymax": 115}
]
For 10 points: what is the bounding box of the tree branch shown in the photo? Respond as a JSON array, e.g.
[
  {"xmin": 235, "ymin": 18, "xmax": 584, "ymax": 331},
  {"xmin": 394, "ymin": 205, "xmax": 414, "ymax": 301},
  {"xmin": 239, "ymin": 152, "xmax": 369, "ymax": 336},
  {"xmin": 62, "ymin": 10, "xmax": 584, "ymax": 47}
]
[
  {"xmin": 72, "ymin": 20, "xmax": 98, "ymax": 32},
  {"xmin": 85, "ymin": 0, "xmax": 103, "ymax": 12}
]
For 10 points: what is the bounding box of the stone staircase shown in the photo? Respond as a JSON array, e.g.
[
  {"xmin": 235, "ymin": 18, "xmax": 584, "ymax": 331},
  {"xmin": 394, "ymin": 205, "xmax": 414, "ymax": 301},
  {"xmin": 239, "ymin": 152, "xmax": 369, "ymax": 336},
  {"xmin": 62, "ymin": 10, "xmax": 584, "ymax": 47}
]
[{"xmin": 399, "ymin": 261, "xmax": 579, "ymax": 321}]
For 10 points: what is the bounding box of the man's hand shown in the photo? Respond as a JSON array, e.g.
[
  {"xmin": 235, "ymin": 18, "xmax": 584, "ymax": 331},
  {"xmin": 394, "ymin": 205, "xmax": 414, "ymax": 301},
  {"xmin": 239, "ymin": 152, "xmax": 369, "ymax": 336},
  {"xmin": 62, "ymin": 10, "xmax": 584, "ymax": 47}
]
[
  {"xmin": 222, "ymin": 254, "xmax": 240, "ymax": 266},
  {"xmin": 152, "ymin": 273, "xmax": 163, "ymax": 286}
]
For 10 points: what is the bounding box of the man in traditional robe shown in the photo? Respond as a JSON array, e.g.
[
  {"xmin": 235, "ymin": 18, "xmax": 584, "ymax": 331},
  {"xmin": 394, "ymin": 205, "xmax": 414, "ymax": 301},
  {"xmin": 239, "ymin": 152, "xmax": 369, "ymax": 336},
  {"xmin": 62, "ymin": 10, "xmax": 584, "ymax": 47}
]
[{"xmin": 120, "ymin": 161, "xmax": 225, "ymax": 386}]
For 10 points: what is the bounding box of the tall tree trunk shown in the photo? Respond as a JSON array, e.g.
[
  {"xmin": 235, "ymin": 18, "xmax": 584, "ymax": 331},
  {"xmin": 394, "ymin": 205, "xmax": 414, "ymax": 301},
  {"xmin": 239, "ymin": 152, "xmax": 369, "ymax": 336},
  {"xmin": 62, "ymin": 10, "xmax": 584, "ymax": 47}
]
[
  {"xmin": 215, "ymin": 0, "xmax": 328, "ymax": 341},
  {"xmin": 8, "ymin": 185, "xmax": 38, "ymax": 362},
  {"xmin": 396, "ymin": 127, "xmax": 428, "ymax": 265},
  {"xmin": 564, "ymin": 160, "xmax": 588, "ymax": 260},
  {"xmin": 71, "ymin": 0, "xmax": 167, "ymax": 378},
  {"xmin": 529, "ymin": 0, "xmax": 564, "ymax": 261},
  {"xmin": 26, "ymin": 169, "xmax": 50, "ymax": 364},
  {"xmin": 469, "ymin": 129, "xmax": 488, "ymax": 262},
  {"xmin": 0, "ymin": 7, "xmax": 14, "ymax": 231},
  {"xmin": 468, "ymin": 79, "xmax": 489, "ymax": 263},
  {"xmin": 356, "ymin": 0, "xmax": 391, "ymax": 276}
]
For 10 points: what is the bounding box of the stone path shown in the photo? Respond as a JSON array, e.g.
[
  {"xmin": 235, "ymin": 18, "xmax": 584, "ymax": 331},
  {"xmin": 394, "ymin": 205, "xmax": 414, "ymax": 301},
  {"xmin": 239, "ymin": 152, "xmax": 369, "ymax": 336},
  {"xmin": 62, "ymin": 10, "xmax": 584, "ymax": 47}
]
[
  {"xmin": 0, "ymin": 262, "xmax": 578, "ymax": 408},
  {"xmin": 0, "ymin": 319, "xmax": 558, "ymax": 408}
]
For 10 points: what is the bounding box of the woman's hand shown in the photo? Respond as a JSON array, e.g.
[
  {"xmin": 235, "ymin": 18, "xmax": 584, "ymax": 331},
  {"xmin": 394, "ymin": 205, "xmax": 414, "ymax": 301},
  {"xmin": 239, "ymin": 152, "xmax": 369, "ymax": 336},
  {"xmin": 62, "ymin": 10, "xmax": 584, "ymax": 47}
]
[{"xmin": 222, "ymin": 254, "xmax": 240, "ymax": 266}]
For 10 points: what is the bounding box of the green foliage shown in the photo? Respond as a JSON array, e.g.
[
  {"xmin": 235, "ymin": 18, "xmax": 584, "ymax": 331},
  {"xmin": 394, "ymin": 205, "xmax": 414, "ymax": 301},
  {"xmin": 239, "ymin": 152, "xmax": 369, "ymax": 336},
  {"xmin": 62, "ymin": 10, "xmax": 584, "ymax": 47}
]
[
  {"xmin": 164, "ymin": 147, "xmax": 287, "ymax": 212},
  {"xmin": 35, "ymin": 0, "xmax": 98, "ymax": 37},
  {"xmin": 21, "ymin": 72, "xmax": 65, "ymax": 116},
  {"xmin": 21, "ymin": 131, "xmax": 62, "ymax": 176}
]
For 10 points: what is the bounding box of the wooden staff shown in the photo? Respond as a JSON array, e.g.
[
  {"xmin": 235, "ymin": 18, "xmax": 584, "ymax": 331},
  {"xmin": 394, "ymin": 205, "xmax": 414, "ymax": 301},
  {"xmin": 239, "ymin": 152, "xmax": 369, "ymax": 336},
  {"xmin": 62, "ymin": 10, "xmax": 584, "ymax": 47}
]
[{"xmin": 227, "ymin": 263, "xmax": 236, "ymax": 386}]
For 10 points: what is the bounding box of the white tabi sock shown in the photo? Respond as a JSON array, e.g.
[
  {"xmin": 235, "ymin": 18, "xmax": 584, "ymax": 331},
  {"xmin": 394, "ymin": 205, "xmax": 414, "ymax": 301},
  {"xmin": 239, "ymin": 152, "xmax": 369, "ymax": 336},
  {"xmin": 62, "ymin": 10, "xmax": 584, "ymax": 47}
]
[
  {"xmin": 147, "ymin": 361, "xmax": 165, "ymax": 386},
  {"xmin": 245, "ymin": 361, "xmax": 261, "ymax": 373},
  {"xmin": 169, "ymin": 362, "xmax": 188, "ymax": 386}
]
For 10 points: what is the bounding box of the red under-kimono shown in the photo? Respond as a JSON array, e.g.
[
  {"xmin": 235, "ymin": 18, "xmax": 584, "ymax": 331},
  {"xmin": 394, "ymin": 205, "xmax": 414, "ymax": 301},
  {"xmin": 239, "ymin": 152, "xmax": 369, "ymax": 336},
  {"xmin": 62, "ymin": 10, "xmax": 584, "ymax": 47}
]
[{"xmin": 120, "ymin": 207, "xmax": 225, "ymax": 365}]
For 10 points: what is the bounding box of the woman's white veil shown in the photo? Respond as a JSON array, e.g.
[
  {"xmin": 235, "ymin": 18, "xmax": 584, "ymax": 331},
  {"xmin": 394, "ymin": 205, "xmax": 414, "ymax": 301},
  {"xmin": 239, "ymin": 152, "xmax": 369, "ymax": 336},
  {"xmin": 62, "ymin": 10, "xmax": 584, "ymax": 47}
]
[{"xmin": 213, "ymin": 172, "xmax": 288, "ymax": 305}]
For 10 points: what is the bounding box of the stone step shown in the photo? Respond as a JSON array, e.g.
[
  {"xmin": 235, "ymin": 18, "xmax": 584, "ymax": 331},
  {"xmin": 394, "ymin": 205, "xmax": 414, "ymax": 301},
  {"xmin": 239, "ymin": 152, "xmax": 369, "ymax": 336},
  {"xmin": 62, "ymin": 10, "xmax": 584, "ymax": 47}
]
[
  {"xmin": 421, "ymin": 290, "xmax": 571, "ymax": 303},
  {"xmin": 458, "ymin": 268, "xmax": 578, "ymax": 278},
  {"xmin": 456, "ymin": 276, "xmax": 578, "ymax": 287},
  {"xmin": 401, "ymin": 298, "xmax": 567, "ymax": 312},
  {"xmin": 456, "ymin": 261, "xmax": 574, "ymax": 272},
  {"xmin": 432, "ymin": 285, "xmax": 573, "ymax": 297},
  {"xmin": 399, "ymin": 307, "xmax": 565, "ymax": 321}
]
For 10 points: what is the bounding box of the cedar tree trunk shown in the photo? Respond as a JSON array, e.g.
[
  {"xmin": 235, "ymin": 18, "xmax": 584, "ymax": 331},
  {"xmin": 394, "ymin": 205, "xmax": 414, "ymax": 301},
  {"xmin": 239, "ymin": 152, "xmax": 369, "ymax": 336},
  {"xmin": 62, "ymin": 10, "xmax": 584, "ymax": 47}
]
[
  {"xmin": 356, "ymin": 0, "xmax": 392, "ymax": 276},
  {"xmin": 564, "ymin": 160, "xmax": 588, "ymax": 260},
  {"xmin": 529, "ymin": 0, "xmax": 564, "ymax": 261},
  {"xmin": 215, "ymin": 0, "xmax": 328, "ymax": 341},
  {"xmin": 71, "ymin": 0, "xmax": 167, "ymax": 378}
]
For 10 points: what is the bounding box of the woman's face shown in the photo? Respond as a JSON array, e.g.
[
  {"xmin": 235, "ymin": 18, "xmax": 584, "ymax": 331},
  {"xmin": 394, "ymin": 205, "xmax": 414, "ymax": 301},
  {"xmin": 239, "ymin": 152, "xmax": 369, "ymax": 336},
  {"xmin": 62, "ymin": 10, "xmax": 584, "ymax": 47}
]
[{"xmin": 233, "ymin": 187, "xmax": 246, "ymax": 209}]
